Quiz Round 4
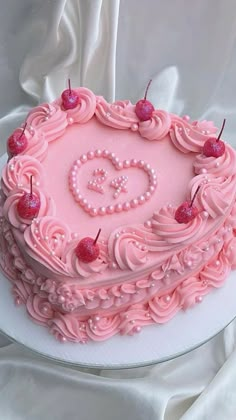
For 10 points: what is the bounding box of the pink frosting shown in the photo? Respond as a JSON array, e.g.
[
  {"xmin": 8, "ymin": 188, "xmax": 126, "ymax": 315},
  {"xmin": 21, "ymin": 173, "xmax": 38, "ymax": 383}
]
[
  {"xmin": 138, "ymin": 110, "xmax": 171, "ymax": 141},
  {"xmin": 152, "ymin": 206, "xmax": 207, "ymax": 246},
  {"xmin": 26, "ymin": 102, "xmax": 68, "ymax": 143},
  {"xmin": 169, "ymin": 115, "xmax": 217, "ymax": 153},
  {"xmin": 3, "ymin": 187, "xmax": 55, "ymax": 229},
  {"xmin": 95, "ymin": 99, "xmax": 138, "ymax": 129},
  {"xmin": 55, "ymin": 87, "xmax": 97, "ymax": 124},
  {"xmin": 26, "ymin": 295, "xmax": 54, "ymax": 326},
  {"xmin": 1, "ymin": 156, "xmax": 45, "ymax": 195},
  {"xmin": 0, "ymin": 87, "xmax": 236, "ymax": 343}
]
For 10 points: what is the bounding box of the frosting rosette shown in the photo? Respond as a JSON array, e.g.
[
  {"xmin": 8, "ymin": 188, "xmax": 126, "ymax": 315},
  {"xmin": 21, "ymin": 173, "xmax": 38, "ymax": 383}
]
[
  {"xmin": 170, "ymin": 116, "xmax": 211, "ymax": 153},
  {"xmin": 26, "ymin": 102, "xmax": 67, "ymax": 143},
  {"xmin": 138, "ymin": 110, "xmax": 171, "ymax": 141},
  {"xmin": 24, "ymin": 216, "xmax": 71, "ymax": 275},
  {"xmin": 86, "ymin": 314, "xmax": 120, "ymax": 341},
  {"xmin": 3, "ymin": 187, "xmax": 55, "ymax": 229},
  {"xmin": 194, "ymin": 146, "xmax": 236, "ymax": 178},
  {"xmin": 109, "ymin": 228, "xmax": 149, "ymax": 270},
  {"xmin": 26, "ymin": 294, "xmax": 54, "ymax": 325},
  {"xmin": 49, "ymin": 313, "xmax": 87, "ymax": 343},
  {"xmin": 119, "ymin": 307, "xmax": 151, "ymax": 335},
  {"xmin": 177, "ymin": 276, "xmax": 205, "ymax": 309},
  {"xmin": 66, "ymin": 240, "xmax": 108, "ymax": 278},
  {"xmin": 23, "ymin": 131, "xmax": 48, "ymax": 162},
  {"xmin": 1, "ymin": 156, "xmax": 44, "ymax": 195},
  {"xmin": 200, "ymin": 254, "xmax": 230, "ymax": 288},
  {"xmin": 55, "ymin": 87, "xmax": 96, "ymax": 123},
  {"xmin": 152, "ymin": 206, "xmax": 206, "ymax": 247},
  {"xmin": 95, "ymin": 98, "xmax": 138, "ymax": 129},
  {"xmin": 149, "ymin": 292, "xmax": 180, "ymax": 323},
  {"xmin": 189, "ymin": 176, "xmax": 234, "ymax": 219}
]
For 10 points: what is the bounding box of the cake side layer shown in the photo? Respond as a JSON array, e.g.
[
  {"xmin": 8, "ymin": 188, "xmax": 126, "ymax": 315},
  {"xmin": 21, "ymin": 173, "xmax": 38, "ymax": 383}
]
[{"xmin": 0, "ymin": 201, "xmax": 236, "ymax": 343}]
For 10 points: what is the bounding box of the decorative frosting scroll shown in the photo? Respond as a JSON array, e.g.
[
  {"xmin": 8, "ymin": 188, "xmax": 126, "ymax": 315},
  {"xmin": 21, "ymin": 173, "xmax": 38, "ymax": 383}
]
[
  {"xmin": 194, "ymin": 145, "xmax": 236, "ymax": 178},
  {"xmin": 1, "ymin": 156, "xmax": 45, "ymax": 195},
  {"xmin": 189, "ymin": 175, "xmax": 235, "ymax": 218},
  {"xmin": 3, "ymin": 187, "xmax": 55, "ymax": 229},
  {"xmin": 26, "ymin": 102, "xmax": 68, "ymax": 143},
  {"xmin": 26, "ymin": 294, "xmax": 54, "ymax": 326},
  {"xmin": 95, "ymin": 98, "xmax": 138, "ymax": 129},
  {"xmin": 24, "ymin": 216, "xmax": 71, "ymax": 275},
  {"xmin": 138, "ymin": 110, "xmax": 171, "ymax": 141},
  {"xmin": 151, "ymin": 206, "xmax": 207, "ymax": 246},
  {"xmin": 49, "ymin": 313, "xmax": 87, "ymax": 343},
  {"xmin": 170, "ymin": 115, "xmax": 217, "ymax": 154}
]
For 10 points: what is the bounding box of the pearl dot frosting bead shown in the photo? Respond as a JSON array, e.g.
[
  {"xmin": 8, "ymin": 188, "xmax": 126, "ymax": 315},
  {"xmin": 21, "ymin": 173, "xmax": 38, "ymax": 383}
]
[
  {"xmin": 87, "ymin": 151, "xmax": 94, "ymax": 159},
  {"xmin": 99, "ymin": 207, "xmax": 106, "ymax": 215},
  {"xmin": 123, "ymin": 202, "xmax": 130, "ymax": 211},
  {"xmin": 202, "ymin": 211, "xmax": 209, "ymax": 219},
  {"xmin": 90, "ymin": 208, "xmax": 98, "ymax": 217},
  {"xmin": 58, "ymin": 295, "xmax": 65, "ymax": 303},
  {"xmin": 130, "ymin": 199, "xmax": 138, "ymax": 208},
  {"xmin": 131, "ymin": 123, "xmax": 138, "ymax": 131},
  {"xmin": 115, "ymin": 204, "xmax": 123, "ymax": 213},
  {"xmin": 107, "ymin": 205, "xmax": 115, "ymax": 214},
  {"xmin": 131, "ymin": 159, "xmax": 137, "ymax": 166},
  {"xmin": 134, "ymin": 326, "xmax": 141, "ymax": 333}
]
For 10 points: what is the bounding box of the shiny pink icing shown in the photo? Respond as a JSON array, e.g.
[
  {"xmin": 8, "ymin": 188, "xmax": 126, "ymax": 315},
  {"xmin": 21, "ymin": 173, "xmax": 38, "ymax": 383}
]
[{"xmin": 0, "ymin": 87, "xmax": 236, "ymax": 343}]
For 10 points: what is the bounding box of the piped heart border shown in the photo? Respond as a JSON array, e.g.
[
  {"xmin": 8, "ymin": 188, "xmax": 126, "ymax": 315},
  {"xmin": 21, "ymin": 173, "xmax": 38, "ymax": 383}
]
[{"xmin": 68, "ymin": 149, "xmax": 158, "ymax": 217}]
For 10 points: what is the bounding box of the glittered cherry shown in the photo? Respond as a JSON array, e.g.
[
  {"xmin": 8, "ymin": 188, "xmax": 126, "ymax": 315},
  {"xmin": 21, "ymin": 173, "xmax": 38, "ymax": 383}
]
[
  {"xmin": 203, "ymin": 119, "xmax": 226, "ymax": 157},
  {"xmin": 75, "ymin": 228, "xmax": 101, "ymax": 263},
  {"xmin": 17, "ymin": 175, "xmax": 40, "ymax": 219},
  {"xmin": 7, "ymin": 122, "xmax": 28, "ymax": 157},
  {"xmin": 175, "ymin": 186, "xmax": 200, "ymax": 224},
  {"xmin": 61, "ymin": 79, "xmax": 80, "ymax": 110},
  {"xmin": 135, "ymin": 79, "xmax": 155, "ymax": 121}
]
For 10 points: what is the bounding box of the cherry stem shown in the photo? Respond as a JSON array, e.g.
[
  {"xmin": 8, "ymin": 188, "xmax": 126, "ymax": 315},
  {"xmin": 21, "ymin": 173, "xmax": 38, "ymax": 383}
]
[
  {"xmin": 30, "ymin": 175, "xmax": 33, "ymax": 198},
  {"xmin": 19, "ymin": 122, "xmax": 27, "ymax": 140},
  {"xmin": 144, "ymin": 79, "xmax": 152, "ymax": 100},
  {"xmin": 68, "ymin": 78, "xmax": 71, "ymax": 94},
  {"xmin": 217, "ymin": 118, "xmax": 226, "ymax": 142},
  {"xmin": 93, "ymin": 228, "xmax": 101, "ymax": 245},
  {"xmin": 190, "ymin": 185, "xmax": 200, "ymax": 207}
]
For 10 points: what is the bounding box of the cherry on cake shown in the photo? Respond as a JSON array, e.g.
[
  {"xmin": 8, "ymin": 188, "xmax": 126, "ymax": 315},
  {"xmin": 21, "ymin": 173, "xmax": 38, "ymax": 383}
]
[{"xmin": 0, "ymin": 86, "xmax": 236, "ymax": 344}]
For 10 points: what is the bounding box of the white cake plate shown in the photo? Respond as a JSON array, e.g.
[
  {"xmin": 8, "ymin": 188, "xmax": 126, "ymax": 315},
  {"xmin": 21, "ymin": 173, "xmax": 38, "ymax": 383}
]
[{"xmin": 0, "ymin": 153, "xmax": 236, "ymax": 369}]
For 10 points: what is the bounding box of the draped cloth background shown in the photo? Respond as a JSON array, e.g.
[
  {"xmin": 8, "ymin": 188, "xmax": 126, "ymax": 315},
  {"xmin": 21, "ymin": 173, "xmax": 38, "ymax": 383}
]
[{"xmin": 0, "ymin": 1, "xmax": 236, "ymax": 418}]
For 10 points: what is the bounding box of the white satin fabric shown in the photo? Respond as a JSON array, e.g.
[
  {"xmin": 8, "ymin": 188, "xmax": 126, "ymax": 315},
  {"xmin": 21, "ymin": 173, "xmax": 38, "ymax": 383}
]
[{"xmin": 0, "ymin": 1, "xmax": 236, "ymax": 418}]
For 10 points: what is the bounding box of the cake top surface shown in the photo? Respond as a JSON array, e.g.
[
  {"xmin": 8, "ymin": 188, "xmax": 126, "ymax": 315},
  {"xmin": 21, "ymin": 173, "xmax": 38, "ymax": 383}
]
[{"xmin": 2, "ymin": 86, "xmax": 235, "ymax": 285}]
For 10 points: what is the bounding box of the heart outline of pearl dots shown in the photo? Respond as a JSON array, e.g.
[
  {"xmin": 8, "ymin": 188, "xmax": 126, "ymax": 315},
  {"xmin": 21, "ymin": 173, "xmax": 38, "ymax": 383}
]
[{"xmin": 68, "ymin": 149, "xmax": 157, "ymax": 217}]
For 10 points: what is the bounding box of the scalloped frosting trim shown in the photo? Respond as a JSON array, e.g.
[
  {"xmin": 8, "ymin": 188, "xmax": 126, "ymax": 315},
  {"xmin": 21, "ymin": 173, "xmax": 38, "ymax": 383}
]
[{"xmin": 0, "ymin": 206, "xmax": 236, "ymax": 343}]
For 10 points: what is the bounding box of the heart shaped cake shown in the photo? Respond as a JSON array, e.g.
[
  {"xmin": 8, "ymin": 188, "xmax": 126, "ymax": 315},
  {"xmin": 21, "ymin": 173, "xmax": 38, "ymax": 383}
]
[{"xmin": 1, "ymin": 86, "xmax": 236, "ymax": 344}]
